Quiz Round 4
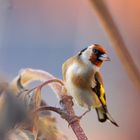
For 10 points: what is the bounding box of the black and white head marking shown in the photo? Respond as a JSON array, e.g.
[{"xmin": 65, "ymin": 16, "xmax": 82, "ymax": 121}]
[{"xmin": 78, "ymin": 48, "xmax": 87, "ymax": 56}]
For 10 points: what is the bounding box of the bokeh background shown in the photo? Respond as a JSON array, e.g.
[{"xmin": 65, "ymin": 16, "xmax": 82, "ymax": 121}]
[{"xmin": 0, "ymin": 0, "xmax": 140, "ymax": 139}]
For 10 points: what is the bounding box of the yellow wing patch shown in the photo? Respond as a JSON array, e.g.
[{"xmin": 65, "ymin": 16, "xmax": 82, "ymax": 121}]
[{"xmin": 99, "ymin": 84, "xmax": 106, "ymax": 105}]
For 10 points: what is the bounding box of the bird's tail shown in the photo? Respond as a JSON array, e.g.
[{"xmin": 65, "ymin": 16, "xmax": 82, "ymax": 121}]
[{"xmin": 96, "ymin": 107, "xmax": 119, "ymax": 127}]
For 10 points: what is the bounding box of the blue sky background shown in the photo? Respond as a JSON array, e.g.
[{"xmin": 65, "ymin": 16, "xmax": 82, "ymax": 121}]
[{"xmin": 0, "ymin": 0, "xmax": 140, "ymax": 139}]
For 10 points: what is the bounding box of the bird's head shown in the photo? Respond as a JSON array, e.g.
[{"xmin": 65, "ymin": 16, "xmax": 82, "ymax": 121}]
[{"xmin": 79, "ymin": 44, "xmax": 110, "ymax": 67}]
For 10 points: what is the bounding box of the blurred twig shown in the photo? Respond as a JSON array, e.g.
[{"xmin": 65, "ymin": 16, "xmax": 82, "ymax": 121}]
[{"xmin": 89, "ymin": 0, "xmax": 140, "ymax": 92}]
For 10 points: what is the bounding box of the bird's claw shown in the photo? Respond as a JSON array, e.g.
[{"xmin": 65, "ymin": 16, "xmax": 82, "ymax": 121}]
[
  {"xmin": 68, "ymin": 115, "xmax": 80, "ymax": 127},
  {"xmin": 67, "ymin": 109, "xmax": 91, "ymax": 127},
  {"xmin": 79, "ymin": 108, "xmax": 91, "ymax": 119}
]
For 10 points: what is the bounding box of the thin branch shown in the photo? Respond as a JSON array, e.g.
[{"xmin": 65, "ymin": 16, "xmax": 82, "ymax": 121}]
[
  {"xmin": 89, "ymin": 0, "xmax": 140, "ymax": 92},
  {"xmin": 35, "ymin": 96, "xmax": 88, "ymax": 140},
  {"xmin": 35, "ymin": 81, "xmax": 88, "ymax": 140},
  {"xmin": 17, "ymin": 79, "xmax": 64, "ymax": 99},
  {"xmin": 60, "ymin": 95, "xmax": 88, "ymax": 140},
  {"xmin": 35, "ymin": 106, "xmax": 64, "ymax": 116}
]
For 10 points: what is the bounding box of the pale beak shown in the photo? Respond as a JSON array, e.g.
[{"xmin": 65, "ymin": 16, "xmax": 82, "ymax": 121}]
[{"xmin": 98, "ymin": 54, "xmax": 111, "ymax": 61}]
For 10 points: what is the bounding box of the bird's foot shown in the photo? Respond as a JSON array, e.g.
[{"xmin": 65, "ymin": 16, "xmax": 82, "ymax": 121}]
[
  {"xmin": 79, "ymin": 108, "xmax": 91, "ymax": 119},
  {"xmin": 68, "ymin": 109, "xmax": 91, "ymax": 127},
  {"xmin": 68, "ymin": 115, "xmax": 80, "ymax": 127}
]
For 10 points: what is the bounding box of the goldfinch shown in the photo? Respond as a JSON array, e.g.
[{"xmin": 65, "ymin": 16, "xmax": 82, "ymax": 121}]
[{"xmin": 62, "ymin": 44, "xmax": 118, "ymax": 127}]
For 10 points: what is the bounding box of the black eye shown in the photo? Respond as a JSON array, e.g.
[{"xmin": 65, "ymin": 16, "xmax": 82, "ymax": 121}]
[{"xmin": 92, "ymin": 49, "xmax": 99, "ymax": 54}]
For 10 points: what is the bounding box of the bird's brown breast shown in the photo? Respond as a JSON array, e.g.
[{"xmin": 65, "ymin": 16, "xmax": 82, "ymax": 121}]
[{"xmin": 71, "ymin": 68, "xmax": 93, "ymax": 90}]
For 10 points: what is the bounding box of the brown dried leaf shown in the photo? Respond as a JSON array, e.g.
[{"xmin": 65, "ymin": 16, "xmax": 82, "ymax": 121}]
[{"xmin": 10, "ymin": 68, "xmax": 65, "ymax": 98}]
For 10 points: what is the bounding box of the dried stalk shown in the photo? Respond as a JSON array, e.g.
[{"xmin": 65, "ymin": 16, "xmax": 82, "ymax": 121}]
[
  {"xmin": 89, "ymin": 0, "xmax": 140, "ymax": 92},
  {"xmin": 60, "ymin": 95, "xmax": 88, "ymax": 140},
  {"xmin": 35, "ymin": 79, "xmax": 88, "ymax": 140},
  {"xmin": 35, "ymin": 96, "xmax": 88, "ymax": 140}
]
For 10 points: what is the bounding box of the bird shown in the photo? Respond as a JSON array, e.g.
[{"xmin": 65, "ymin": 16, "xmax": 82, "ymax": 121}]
[{"xmin": 62, "ymin": 44, "xmax": 118, "ymax": 127}]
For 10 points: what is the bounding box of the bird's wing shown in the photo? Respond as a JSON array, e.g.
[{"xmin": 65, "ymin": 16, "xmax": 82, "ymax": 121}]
[
  {"xmin": 62, "ymin": 62, "xmax": 67, "ymax": 82},
  {"xmin": 92, "ymin": 72, "xmax": 107, "ymax": 107},
  {"xmin": 62, "ymin": 56, "xmax": 76, "ymax": 81},
  {"xmin": 92, "ymin": 72, "xmax": 119, "ymax": 127}
]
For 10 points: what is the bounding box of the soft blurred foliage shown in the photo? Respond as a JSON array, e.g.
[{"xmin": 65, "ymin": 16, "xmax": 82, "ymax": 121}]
[{"xmin": 0, "ymin": 69, "xmax": 68, "ymax": 140}]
